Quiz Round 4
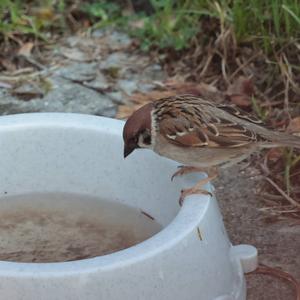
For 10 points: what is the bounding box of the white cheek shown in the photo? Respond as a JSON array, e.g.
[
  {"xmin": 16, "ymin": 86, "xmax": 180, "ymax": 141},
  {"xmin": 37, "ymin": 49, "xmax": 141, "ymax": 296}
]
[{"xmin": 150, "ymin": 110, "xmax": 157, "ymax": 147}]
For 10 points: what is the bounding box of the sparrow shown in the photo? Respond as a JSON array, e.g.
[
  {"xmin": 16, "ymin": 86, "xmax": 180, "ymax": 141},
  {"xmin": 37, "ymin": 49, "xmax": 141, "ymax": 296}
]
[{"xmin": 123, "ymin": 94, "xmax": 300, "ymax": 205}]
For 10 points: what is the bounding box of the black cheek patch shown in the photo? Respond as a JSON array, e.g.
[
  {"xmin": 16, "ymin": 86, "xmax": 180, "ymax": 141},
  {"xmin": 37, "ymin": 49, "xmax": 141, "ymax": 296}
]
[{"xmin": 144, "ymin": 135, "xmax": 151, "ymax": 145}]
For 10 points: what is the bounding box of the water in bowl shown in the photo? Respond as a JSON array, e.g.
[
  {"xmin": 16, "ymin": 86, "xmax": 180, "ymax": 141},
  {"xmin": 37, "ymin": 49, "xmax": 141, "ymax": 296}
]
[{"xmin": 0, "ymin": 193, "xmax": 162, "ymax": 263}]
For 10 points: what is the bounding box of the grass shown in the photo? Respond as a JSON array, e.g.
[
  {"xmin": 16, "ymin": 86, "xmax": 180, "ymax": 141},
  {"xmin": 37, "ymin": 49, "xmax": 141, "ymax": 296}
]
[
  {"xmin": 0, "ymin": 0, "xmax": 128, "ymax": 44},
  {"xmin": 230, "ymin": 0, "xmax": 300, "ymax": 48},
  {"xmin": 251, "ymin": 96, "xmax": 269, "ymax": 122},
  {"xmin": 1, "ymin": 1, "xmax": 299, "ymax": 50},
  {"xmin": 126, "ymin": 0, "xmax": 300, "ymax": 51},
  {"xmin": 81, "ymin": 1, "xmax": 124, "ymax": 29},
  {"xmin": 129, "ymin": 0, "xmax": 200, "ymax": 50},
  {"xmin": 0, "ymin": 0, "xmax": 60, "ymax": 41}
]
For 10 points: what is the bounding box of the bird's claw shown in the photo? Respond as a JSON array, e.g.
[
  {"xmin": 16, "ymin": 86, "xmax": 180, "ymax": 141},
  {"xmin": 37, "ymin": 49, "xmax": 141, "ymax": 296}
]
[
  {"xmin": 179, "ymin": 188, "xmax": 213, "ymax": 206},
  {"xmin": 171, "ymin": 166, "xmax": 186, "ymax": 181}
]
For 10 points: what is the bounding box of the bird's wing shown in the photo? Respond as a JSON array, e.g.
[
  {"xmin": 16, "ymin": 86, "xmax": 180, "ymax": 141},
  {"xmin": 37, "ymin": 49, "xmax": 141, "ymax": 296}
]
[{"xmin": 156, "ymin": 96, "xmax": 262, "ymax": 148}]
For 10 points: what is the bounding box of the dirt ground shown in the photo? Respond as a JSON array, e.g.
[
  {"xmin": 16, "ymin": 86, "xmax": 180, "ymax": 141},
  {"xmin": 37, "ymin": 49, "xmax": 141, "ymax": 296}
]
[{"xmin": 215, "ymin": 165, "xmax": 300, "ymax": 300}]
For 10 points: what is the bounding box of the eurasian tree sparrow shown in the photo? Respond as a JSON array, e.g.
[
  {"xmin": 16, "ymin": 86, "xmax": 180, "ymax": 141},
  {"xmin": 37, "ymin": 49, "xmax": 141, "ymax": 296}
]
[{"xmin": 123, "ymin": 95, "xmax": 300, "ymax": 204}]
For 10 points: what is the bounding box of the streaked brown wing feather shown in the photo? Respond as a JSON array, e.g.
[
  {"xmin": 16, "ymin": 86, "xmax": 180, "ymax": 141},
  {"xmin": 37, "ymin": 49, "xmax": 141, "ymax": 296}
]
[
  {"xmin": 216, "ymin": 104, "xmax": 264, "ymax": 124},
  {"xmin": 159, "ymin": 117, "xmax": 209, "ymax": 147},
  {"xmin": 155, "ymin": 96, "xmax": 258, "ymax": 148}
]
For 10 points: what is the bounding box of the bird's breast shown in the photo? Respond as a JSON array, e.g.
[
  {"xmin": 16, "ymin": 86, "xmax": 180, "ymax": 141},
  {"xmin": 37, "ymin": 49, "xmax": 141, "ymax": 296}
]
[{"xmin": 153, "ymin": 135, "xmax": 257, "ymax": 168}]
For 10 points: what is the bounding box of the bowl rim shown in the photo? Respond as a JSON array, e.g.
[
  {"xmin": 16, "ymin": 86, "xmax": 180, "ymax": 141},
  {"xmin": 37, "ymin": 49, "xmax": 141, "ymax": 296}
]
[{"xmin": 0, "ymin": 113, "xmax": 211, "ymax": 275}]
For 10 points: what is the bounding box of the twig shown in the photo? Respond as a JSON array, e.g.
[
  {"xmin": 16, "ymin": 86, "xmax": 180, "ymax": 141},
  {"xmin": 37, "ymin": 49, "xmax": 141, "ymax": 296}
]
[
  {"xmin": 198, "ymin": 51, "xmax": 214, "ymax": 78},
  {"xmin": 260, "ymin": 206, "xmax": 300, "ymax": 214},
  {"xmin": 221, "ymin": 56, "xmax": 229, "ymax": 84},
  {"xmin": 260, "ymin": 192, "xmax": 285, "ymax": 201},
  {"xmin": 2, "ymin": 67, "xmax": 35, "ymax": 77},
  {"xmin": 229, "ymin": 52, "xmax": 260, "ymax": 81},
  {"xmin": 141, "ymin": 210, "xmax": 155, "ymax": 220},
  {"xmin": 0, "ymin": 65, "xmax": 58, "ymax": 83},
  {"xmin": 282, "ymin": 53, "xmax": 300, "ymax": 94},
  {"xmin": 21, "ymin": 56, "xmax": 46, "ymax": 71},
  {"xmin": 260, "ymin": 155, "xmax": 271, "ymax": 176},
  {"xmin": 284, "ymin": 77, "xmax": 290, "ymax": 114},
  {"xmin": 265, "ymin": 177, "xmax": 300, "ymax": 208}
]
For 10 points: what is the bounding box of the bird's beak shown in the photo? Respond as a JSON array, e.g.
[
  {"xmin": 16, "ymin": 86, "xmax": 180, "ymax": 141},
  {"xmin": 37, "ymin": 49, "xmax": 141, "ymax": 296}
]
[{"xmin": 124, "ymin": 144, "xmax": 136, "ymax": 158}]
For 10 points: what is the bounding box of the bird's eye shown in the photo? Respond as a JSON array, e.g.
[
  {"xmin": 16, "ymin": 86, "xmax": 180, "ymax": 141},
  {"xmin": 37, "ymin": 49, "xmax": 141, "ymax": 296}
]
[{"xmin": 142, "ymin": 132, "xmax": 151, "ymax": 145}]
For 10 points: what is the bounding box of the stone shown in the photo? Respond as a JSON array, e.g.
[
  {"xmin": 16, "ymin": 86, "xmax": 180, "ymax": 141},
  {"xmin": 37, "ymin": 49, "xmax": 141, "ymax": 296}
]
[
  {"xmin": 0, "ymin": 77, "xmax": 116, "ymax": 117},
  {"xmin": 117, "ymin": 79, "xmax": 138, "ymax": 95},
  {"xmin": 0, "ymin": 29, "xmax": 166, "ymax": 119},
  {"xmin": 99, "ymin": 52, "xmax": 129, "ymax": 70},
  {"xmin": 56, "ymin": 63, "xmax": 97, "ymax": 82},
  {"xmin": 83, "ymin": 72, "xmax": 111, "ymax": 91},
  {"xmin": 106, "ymin": 92, "xmax": 127, "ymax": 104}
]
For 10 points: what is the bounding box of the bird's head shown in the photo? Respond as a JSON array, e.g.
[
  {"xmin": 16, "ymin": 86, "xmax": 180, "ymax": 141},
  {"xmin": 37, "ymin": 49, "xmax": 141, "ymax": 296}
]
[{"xmin": 123, "ymin": 102, "xmax": 154, "ymax": 158}]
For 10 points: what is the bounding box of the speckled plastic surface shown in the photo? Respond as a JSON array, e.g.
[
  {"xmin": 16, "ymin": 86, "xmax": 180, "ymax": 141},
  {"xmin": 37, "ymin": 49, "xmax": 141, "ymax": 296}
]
[{"xmin": 0, "ymin": 114, "xmax": 257, "ymax": 300}]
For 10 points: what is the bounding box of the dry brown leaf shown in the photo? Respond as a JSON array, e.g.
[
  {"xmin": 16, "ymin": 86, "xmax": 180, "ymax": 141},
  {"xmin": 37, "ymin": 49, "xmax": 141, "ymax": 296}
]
[
  {"xmin": 130, "ymin": 90, "xmax": 175, "ymax": 104},
  {"xmin": 229, "ymin": 94, "xmax": 252, "ymax": 107},
  {"xmin": 116, "ymin": 90, "xmax": 175, "ymax": 119},
  {"xmin": 287, "ymin": 117, "xmax": 300, "ymax": 135},
  {"xmin": 17, "ymin": 42, "xmax": 34, "ymax": 57},
  {"xmin": 164, "ymin": 81, "xmax": 223, "ymax": 101},
  {"xmin": 226, "ymin": 76, "xmax": 254, "ymax": 107},
  {"xmin": 117, "ymin": 105, "xmax": 142, "ymax": 119},
  {"xmin": 267, "ymin": 148, "xmax": 283, "ymax": 163},
  {"xmin": 116, "ymin": 81, "xmax": 225, "ymax": 119}
]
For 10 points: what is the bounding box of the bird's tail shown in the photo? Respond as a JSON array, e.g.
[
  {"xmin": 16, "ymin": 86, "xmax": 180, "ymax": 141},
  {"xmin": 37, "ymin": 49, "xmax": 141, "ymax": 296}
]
[{"xmin": 260, "ymin": 131, "xmax": 300, "ymax": 149}]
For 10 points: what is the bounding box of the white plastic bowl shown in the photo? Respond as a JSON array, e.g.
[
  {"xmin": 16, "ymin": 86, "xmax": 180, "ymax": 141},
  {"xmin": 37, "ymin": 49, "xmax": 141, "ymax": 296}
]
[{"xmin": 0, "ymin": 113, "xmax": 257, "ymax": 300}]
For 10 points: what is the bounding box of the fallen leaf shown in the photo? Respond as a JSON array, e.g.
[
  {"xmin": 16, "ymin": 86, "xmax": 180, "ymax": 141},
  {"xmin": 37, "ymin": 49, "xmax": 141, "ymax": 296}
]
[
  {"xmin": 226, "ymin": 76, "xmax": 254, "ymax": 107},
  {"xmin": 287, "ymin": 117, "xmax": 300, "ymax": 135},
  {"xmin": 229, "ymin": 94, "xmax": 252, "ymax": 107},
  {"xmin": 116, "ymin": 81, "xmax": 224, "ymax": 119},
  {"xmin": 166, "ymin": 81, "xmax": 203, "ymax": 96},
  {"xmin": 164, "ymin": 81, "xmax": 224, "ymax": 102},
  {"xmin": 165, "ymin": 81, "xmax": 209, "ymax": 94},
  {"xmin": 267, "ymin": 148, "xmax": 283, "ymax": 163},
  {"xmin": 116, "ymin": 90, "xmax": 174, "ymax": 119},
  {"xmin": 17, "ymin": 42, "xmax": 34, "ymax": 57},
  {"xmin": 130, "ymin": 90, "xmax": 175, "ymax": 105}
]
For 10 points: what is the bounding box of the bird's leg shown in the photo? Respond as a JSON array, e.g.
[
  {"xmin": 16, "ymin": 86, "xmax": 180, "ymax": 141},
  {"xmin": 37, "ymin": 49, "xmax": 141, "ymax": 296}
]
[
  {"xmin": 178, "ymin": 168, "xmax": 218, "ymax": 206},
  {"xmin": 171, "ymin": 166, "xmax": 210, "ymax": 181}
]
